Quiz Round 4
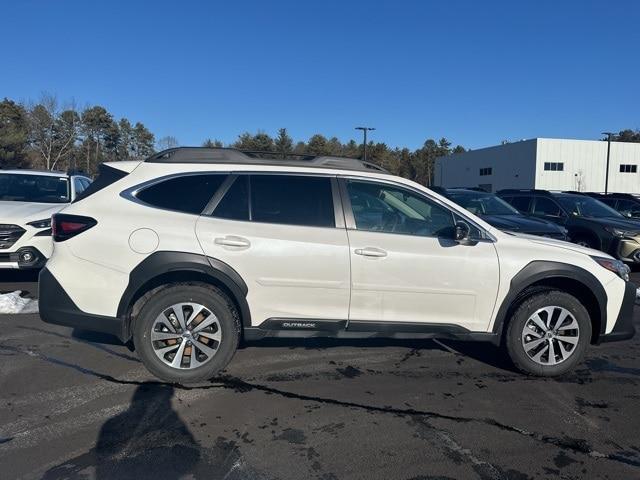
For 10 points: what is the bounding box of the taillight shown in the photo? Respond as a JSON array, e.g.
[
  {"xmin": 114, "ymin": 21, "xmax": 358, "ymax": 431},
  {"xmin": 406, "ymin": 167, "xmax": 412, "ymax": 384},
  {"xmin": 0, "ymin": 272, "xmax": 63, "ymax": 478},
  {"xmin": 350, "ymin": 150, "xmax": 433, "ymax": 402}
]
[{"xmin": 52, "ymin": 214, "xmax": 97, "ymax": 242}]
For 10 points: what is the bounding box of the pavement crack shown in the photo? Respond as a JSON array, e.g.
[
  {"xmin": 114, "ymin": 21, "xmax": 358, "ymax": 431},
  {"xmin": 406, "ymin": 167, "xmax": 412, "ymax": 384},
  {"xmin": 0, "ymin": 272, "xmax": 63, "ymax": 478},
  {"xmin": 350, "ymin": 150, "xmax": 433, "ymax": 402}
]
[{"xmin": 2, "ymin": 343, "xmax": 639, "ymax": 468}]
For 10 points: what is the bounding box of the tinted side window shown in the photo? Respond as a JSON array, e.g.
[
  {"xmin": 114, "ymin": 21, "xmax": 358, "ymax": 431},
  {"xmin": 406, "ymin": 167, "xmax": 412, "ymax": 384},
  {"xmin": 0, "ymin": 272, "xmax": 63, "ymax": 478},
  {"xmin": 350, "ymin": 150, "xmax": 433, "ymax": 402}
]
[
  {"xmin": 136, "ymin": 174, "xmax": 226, "ymax": 214},
  {"xmin": 616, "ymin": 199, "xmax": 640, "ymax": 216},
  {"xmin": 347, "ymin": 180, "xmax": 454, "ymax": 237},
  {"xmin": 213, "ymin": 175, "xmax": 249, "ymax": 221},
  {"xmin": 250, "ymin": 175, "xmax": 335, "ymax": 227},
  {"xmin": 505, "ymin": 196, "xmax": 532, "ymax": 213},
  {"xmin": 533, "ymin": 197, "xmax": 563, "ymax": 217}
]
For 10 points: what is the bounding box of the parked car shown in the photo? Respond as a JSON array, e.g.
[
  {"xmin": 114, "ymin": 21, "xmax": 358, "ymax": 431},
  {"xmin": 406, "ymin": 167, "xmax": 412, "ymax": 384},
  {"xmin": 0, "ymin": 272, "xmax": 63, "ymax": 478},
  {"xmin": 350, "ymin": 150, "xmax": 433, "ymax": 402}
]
[
  {"xmin": 585, "ymin": 193, "xmax": 640, "ymax": 219},
  {"xmin": 39, "ymin": 148, "xmax": 635, "ymax": 382},
  {"xmin": 0, "ymin": 169, "xmax": 92, "ymax": 269},
  {"xmin": 498, "ymin": 189, "xmax": 640, "ymax": 264},
  {"xmin": 436, "ymin": 188, "xmax": 568, "ymax": 239}
]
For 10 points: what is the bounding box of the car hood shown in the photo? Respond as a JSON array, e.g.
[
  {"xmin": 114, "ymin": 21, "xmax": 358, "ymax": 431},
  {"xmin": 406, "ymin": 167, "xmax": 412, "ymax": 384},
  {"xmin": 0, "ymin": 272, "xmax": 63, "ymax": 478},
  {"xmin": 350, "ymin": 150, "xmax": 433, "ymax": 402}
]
[
  {"xmin": 509, "ymin": 232, "xmax": 608, "ymax": 258},
  {"xmin": 480, "ymin": 214, "xmax": 562, "ymax": 234},
  {"xmin": 0, "ymin": 201, "xmax": 66, "ymax": 224}
]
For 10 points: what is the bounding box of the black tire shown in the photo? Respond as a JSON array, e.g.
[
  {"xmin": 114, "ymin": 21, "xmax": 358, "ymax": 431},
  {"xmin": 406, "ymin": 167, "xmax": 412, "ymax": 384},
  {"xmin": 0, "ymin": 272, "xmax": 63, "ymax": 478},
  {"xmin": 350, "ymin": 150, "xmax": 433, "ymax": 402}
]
[
  {"xmin": 505, "ymin": 290, "xmax": 591, "ymax": 377},
  {"xmin": 572, "ymin": 234, "xmax": 598, "ymax": 250},
  {"xmin": 133, "ymin": 282, "xmax": 240, "ymax": 383}
]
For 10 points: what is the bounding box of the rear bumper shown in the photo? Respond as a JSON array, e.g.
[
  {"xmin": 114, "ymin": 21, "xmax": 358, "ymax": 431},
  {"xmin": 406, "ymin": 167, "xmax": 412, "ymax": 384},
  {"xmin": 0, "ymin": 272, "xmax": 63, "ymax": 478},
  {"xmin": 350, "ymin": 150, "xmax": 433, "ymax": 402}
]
[
  {"xmin": 39, "ymin": 267, "xmax": 125, "ymax": 341},
  {"xmin": 599, "ymin": 281, "xmax": 636, "ymax": 343}
]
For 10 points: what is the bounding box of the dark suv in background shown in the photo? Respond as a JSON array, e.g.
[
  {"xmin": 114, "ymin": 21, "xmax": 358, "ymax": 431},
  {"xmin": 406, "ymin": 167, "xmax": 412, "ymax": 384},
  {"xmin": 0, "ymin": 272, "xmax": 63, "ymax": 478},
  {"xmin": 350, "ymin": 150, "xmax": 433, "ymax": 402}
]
[
  {"xmin": 435, "ymin": 188, "xmax": 568, "ymax": 239},
  {"xmin": 586, "ymin": 193, "xmax": 640, "ymax": 219},
  {"xmin": 498, "ymin": 189, "xmax": 640, "ymax": 264}
]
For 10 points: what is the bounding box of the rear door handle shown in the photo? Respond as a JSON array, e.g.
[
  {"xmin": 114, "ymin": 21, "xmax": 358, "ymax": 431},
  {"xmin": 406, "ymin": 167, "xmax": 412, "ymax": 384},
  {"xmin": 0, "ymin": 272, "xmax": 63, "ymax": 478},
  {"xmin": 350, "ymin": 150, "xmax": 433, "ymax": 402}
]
[
  {"xmin": 214, "ymin": 236, "xmax": 251, "ymax": 248},
  {"xmin": 354, "ymin": 247, "xmax": 387, "ymax": 257}
]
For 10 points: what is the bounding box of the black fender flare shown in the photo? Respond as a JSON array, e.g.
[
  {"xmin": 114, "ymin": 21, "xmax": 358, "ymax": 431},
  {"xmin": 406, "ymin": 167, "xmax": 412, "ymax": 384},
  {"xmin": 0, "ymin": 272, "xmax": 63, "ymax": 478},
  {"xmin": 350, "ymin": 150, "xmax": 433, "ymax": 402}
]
[
  {"xmin": 491, "ymin": 260, "xmax": 607, "ymax": 338},
  {"xmin": 117, "ymin": 251, "xmax": 251, "ymax": 338}
]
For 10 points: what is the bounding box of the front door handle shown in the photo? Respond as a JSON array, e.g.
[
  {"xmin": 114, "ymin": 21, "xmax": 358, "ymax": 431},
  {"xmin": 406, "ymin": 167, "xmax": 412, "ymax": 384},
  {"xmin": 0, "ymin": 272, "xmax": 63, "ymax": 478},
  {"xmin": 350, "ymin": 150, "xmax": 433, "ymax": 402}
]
[
  {"xmin": 214, "ymin": 236, "xmax": 251, "ymax": 248},
  {"xmin": 354, "ymin": 247, "xmax": 387, "ymax": 257}
]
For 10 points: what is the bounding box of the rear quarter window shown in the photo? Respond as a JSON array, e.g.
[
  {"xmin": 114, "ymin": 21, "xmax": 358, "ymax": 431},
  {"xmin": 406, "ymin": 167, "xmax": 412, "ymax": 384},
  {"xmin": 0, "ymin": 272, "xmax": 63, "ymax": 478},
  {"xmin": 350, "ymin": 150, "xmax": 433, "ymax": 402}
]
[{"xmin": 136, "ymin": 174, "xmax": 227, "ymax": 214}]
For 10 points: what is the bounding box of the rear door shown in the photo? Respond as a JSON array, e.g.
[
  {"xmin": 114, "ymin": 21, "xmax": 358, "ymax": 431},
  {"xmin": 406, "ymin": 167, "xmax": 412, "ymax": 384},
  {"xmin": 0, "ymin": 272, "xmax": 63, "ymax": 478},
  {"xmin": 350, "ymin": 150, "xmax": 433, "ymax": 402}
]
[{"xmin": 195, "ymin": 173, "xmax": 351, "ymax": 326}]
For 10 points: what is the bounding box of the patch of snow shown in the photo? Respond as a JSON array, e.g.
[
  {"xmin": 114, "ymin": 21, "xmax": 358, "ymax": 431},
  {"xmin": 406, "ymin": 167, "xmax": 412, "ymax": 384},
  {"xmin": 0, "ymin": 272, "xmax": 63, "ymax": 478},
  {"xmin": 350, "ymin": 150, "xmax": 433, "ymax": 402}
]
[{"xmin": 0, "ymin": 291, "xmax": 39, "ymax": 314}]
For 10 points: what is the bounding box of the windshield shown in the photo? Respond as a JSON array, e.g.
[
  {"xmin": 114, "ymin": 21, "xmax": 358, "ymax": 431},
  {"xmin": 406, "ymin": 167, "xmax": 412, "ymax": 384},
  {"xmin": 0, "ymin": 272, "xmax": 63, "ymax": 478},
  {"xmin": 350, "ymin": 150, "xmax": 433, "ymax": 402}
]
[
  {"xmin": 0, "ymin": 173, "xmax": 70, "ymax": 203},
  {"xmin": 556, "ymin": 194, "xmax": 623, "ymax": 218},
  {"xmin": 448, "ymin": 191, "xmax": 520, "ymax": 216}
]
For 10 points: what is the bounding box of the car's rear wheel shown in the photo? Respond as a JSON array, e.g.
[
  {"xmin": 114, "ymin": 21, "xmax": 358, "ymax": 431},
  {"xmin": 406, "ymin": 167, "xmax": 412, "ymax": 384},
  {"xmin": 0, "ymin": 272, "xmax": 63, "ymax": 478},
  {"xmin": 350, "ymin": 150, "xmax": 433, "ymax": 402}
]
[
  {"xmin": 133, "ymin": 283, "xmax": 240, "ymax": 383},
  {"xmin": 505, "ymin": 291, "xmax": 591, "ymax": 376}
]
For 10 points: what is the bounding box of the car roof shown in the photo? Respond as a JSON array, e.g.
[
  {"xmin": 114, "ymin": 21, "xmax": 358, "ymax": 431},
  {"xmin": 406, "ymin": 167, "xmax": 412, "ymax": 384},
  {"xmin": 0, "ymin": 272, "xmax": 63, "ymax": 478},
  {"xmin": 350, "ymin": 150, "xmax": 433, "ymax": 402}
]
[
  {"xmin": 0, "ymin": 169, "xmax": 68, "ymax": 178},
  {"xmin": 447, "ymin": 188, "xmax": 492, "ymax": 195}
]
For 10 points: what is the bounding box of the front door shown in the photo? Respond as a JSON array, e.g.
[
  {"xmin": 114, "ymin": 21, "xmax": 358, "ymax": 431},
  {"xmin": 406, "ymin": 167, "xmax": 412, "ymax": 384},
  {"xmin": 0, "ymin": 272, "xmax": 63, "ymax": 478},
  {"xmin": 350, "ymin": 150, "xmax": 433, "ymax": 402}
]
[{"xmin": 342, "ymin": 178, "xmax": 500, "ymax": 332}]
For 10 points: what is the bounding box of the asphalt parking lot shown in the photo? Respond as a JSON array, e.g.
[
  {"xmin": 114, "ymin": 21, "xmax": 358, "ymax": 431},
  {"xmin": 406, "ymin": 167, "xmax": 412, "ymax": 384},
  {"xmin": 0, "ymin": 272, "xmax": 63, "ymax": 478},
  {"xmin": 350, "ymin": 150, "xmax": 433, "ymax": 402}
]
[{"xmin": 1, "ymin": 271, "xmax": 639, "ymax": 480}]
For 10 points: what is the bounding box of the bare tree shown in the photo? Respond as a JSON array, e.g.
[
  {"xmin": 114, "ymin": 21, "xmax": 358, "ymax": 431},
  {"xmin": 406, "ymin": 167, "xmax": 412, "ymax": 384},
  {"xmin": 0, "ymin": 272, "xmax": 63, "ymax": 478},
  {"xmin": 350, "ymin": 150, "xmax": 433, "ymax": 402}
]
[
  {"xmin": 157, "ymin": 135, "xmax": 179, "ymax": 151},
  {"xmin": 28, "ymin": 93, "xmax": 80, "ymax": 170}
]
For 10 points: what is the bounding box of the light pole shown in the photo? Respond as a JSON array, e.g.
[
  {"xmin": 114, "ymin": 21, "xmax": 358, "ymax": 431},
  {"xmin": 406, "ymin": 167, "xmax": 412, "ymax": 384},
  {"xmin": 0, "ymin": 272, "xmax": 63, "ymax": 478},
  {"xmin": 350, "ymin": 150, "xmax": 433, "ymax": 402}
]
[
  {"xmin": 602, "ymin": 131, "xmax": 615, "ymax": 194},
  {"xmin": 355, "ymin": 127, "xmax": 375, "ymax": 162}
]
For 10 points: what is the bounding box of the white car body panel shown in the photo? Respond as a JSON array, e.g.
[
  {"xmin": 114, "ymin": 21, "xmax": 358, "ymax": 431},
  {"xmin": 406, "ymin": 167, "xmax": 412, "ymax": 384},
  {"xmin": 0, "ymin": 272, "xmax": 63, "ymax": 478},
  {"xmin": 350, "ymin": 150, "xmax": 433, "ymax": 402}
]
[
  {"xmin": 196, "ymin": 217, "xmax": 350, "ymax": 324},
  {"xmin": 346, "ymin": 229, "xmax": 499, "ymax": 331}
]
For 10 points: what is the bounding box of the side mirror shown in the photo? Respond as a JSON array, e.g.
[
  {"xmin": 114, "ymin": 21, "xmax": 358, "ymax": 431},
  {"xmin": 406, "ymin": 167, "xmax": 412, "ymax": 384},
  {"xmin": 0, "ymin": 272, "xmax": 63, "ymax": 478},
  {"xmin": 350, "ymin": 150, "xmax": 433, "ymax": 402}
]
[{"xmin": 454, "ymin": 221, "xmax": 471, "ymax": 244}]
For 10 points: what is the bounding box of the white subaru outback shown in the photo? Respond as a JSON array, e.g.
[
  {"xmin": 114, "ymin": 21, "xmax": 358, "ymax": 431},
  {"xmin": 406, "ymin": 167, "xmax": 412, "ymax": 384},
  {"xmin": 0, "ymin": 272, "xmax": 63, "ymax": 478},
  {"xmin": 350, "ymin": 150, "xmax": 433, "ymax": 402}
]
[
  {"xmin": 39, "ymin": 148, "xmax": 636, "ymax": 383},
  {"xmin": 0, "ymin": 169, "xmax": 91, "ymax": 269}
]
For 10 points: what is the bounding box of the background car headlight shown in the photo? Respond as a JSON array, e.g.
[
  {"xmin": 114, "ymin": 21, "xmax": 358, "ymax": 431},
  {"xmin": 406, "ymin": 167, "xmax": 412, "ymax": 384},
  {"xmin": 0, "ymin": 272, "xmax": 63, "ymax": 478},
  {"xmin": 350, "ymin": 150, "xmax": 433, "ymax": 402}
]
[
  {"xmin": 26, "ymin": 218, "xmax": 51, "ymax": 229},
  {"xmin": 605, "ymin": 227, "xmax": 639, "ymax": 238},
  {"xmin": 592, "ymin": 256, "xmax": 630, "ymax": 281}
]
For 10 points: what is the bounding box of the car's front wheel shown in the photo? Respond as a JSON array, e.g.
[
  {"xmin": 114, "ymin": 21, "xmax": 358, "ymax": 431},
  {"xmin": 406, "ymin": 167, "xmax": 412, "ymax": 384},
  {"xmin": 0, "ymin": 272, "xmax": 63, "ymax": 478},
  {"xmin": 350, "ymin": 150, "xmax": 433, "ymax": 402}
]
[
  {"xmin": 505, "ymin": 290, "xmax": 591, "ymax": 376},
  {"xmin": 133, "ymin": 283, "xmax": 240, "ymax": 383}
]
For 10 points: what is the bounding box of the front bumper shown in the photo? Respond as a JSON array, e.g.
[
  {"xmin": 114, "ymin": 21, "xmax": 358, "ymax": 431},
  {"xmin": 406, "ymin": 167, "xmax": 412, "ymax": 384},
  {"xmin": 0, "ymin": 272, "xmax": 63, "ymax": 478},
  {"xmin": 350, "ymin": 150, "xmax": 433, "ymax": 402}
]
[
  {"xmin": 599, "ymin": 281, "xmax": 636, "ymax": 343},
  {"xmin": 616, "ymin": 237, "xmax": 640, "ymax": 263},
  {"xmin": 39, "ymin": 267, "xmax": 126, "ymax": 341},
  {"xmin": 0, "ymin": 247, "xmax": 48, "ymax": 270}
]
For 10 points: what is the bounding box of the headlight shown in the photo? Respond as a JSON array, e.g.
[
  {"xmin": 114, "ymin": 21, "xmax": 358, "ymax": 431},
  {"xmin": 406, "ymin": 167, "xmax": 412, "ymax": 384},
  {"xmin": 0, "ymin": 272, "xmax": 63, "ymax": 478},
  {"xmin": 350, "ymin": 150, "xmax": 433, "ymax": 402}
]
[
  {"xmin": 592, "ymin": 256, "xmax": 631, "ymax": 281},
  {"xmin": 26, "ymin": 218, "xmax": 51, "ymax": 229},
  {"xmin": 605, "ymin": 227, "xmax": 639, "ymax": 238}
]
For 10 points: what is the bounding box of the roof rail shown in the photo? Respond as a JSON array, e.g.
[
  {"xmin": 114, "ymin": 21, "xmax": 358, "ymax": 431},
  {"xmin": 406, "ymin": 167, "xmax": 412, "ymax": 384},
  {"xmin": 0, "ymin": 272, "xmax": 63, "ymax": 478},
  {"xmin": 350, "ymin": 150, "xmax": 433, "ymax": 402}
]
[
  {"xmin": 585, "ymin": 192, "xmax": 640, "ymax": 198},
  {"xmin": 145, "ymin": 147, "xmax": 389, "ymax": 173},
  {"xmin": 449, "ymin": 186, "xmax": 491, "ymax": 192},
  {"xmin": 496, "ymin": 188, "xmax": 552, "ymax": 195}
]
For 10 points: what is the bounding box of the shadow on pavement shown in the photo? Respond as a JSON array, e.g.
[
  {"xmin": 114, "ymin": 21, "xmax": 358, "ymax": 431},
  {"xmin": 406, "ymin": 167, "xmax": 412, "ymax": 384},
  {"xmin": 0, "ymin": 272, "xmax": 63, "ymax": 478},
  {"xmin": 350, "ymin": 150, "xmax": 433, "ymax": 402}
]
[
  {"xmin": 71, "ymin": 328, "xmax": 127, "ymax": 346},
  {"xmin": 245, "ymin": 336, "xmax": 519, "ymax": 373},
  {"xmin": 43, "ymin": 384, "xmax": 201, "ymax": 480}
]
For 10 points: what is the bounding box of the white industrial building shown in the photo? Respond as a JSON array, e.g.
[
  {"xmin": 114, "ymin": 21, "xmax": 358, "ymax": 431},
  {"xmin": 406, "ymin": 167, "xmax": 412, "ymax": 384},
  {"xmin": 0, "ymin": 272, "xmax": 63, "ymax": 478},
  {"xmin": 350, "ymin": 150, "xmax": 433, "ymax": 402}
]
[{"xmin": 435, "ymin": 138, "xmax": 640, "ymax": 193}]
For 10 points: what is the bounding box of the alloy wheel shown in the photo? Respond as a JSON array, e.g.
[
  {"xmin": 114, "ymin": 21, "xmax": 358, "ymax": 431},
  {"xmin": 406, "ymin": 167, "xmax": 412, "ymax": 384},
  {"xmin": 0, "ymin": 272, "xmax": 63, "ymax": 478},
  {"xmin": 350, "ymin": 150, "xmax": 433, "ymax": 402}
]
[
  {"xmin": 151, "ymin": 302, "xmax": 222, "ymax": 369},
  {"xmin": 521, "ymin": 306, "xmax": 580, "ymax": 366}
]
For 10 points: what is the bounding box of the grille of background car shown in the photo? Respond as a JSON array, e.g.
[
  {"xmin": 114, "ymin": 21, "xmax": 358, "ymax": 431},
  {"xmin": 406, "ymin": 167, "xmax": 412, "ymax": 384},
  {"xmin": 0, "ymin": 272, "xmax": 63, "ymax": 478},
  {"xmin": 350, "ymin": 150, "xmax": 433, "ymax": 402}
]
[{"xmin": 0, "ymin": 225, "xmax": 26, "ymax": 249}]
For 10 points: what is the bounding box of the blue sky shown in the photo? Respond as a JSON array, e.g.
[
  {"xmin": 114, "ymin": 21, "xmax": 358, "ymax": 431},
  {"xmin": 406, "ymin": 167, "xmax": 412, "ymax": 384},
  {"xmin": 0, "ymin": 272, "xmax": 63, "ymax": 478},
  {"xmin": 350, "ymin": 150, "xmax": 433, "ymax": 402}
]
[{"xmin": 3, "ymin": 0, "xmax": 639, "ymax": 149}]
